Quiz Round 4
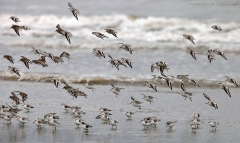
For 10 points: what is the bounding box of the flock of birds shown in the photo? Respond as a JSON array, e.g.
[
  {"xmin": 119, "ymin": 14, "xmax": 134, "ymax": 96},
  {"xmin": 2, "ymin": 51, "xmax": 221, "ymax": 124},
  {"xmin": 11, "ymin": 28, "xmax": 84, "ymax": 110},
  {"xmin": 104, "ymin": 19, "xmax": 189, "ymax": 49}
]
[{"xmin": 1, "ymin": 2, "xmax": 238, "ymax": 135}]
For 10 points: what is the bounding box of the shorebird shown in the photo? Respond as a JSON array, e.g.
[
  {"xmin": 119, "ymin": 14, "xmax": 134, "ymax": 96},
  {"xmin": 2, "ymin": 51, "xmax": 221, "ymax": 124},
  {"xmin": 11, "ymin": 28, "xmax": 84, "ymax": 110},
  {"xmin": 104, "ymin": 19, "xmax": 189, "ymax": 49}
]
[
  {"xmin": 121, "ymin": 58, "xmax": 132, "ymax": 68},
  {"xmin": 105, "ymin": 29, "xmax": 118, "ymax": 38},
  {"xmin": 31, "ymin": 47, "xmax": 42, "ymax": 55},
  {"xmin": 208, "ymin": 120, "xmax": 219, "ymax": 130},
  {"xmin": 8, "ymin": 66, "xmax": 20, "ymax": 76},
  {"xmin": 9, "ymin": 16, "xmax": 21, "ymax": 23},
  {"xmin": 152, "ymin": 75, "xmax": 165, "ymax": 84},
  {"xmin": 81, "ymin": 122, "xmax": 92, "ymax": 130},
  {"xmin": 203, "ymin": 93, "xmax": 218, "ymax": 110},
  {"xmin": 92, "ymin": 32, "xmax": 108, "ymax": 40},
  {"xmin": 108, "ymin": 55, "xmax": 127, "ymax": 70},
  {"xmin": 61, "ymin": 103, "xmax": 72, "ymax": 112},
  {"xmin": 92, "ymin": 48, "xmax": 106, "ymax": 59},
  {"xmin": 23, "ymin": 103, "xmax": 34, "ymax": 112},
  {"xmin": 140, "ymin": 119, "xmax": 151, "ymax": 129},
  {"xmin": 95, "ymin": 114, "xmax": 110, "ymax": 122},
  {"xmin": 19, "ymin": 56, "xmax": 31, "ymax": 69},
  {"xmin": 191, "ymin": 124, "xmax": 198, "ymax": 132},
  {"xmin": 74, "ymin": 110, "xmax": 86, "ymax": 117},
  {"xmin": 110, "ymin": 83, "xmax": 124, "ymax": 98},
  {"xmin": 99, "ymin": 107, "xmax": 111, "ymax": 112},
  {"xmin": 130, "ymin": 96, "xmax": 143, "ymax": 109},
  {"xmin": 33, "ymin": 118, "xmax": 44, "ymax": 128},
  {"xmin": 6, "ymin": 104, "xmax": 22, "ymax": 116},
  {"xmin": 9, "ymin": 92, "xmax": 21, "ymax": 104},
  {"xmin": 32, "ymin": 59, "xmax": 48, "ymax": 67},
  {"xmin": 3, "ymin": 55, "xmax": 14, "ymax": 64},
  {"xmin": 119, "ymin": 43, "xmax": 134, "ymax": 54},
  {"xmin": 150, "ymin": 118, "xmax": 161, "ymax": 127},
  {"xmin": 187, "ymin": 78, "xmax": 200, "ymax": 87},
  {"xmin": 161, "ymin": 73, "xmax": 174, "ymax": 90},
  {"xmin": 192, "ymin": 118, "xmax": 204, "ymax": 128},
  {"xmin": 0, "ymin": 108, "xmax": 9, "ymax": 117},
  {"xmin": 83, "ymin": 82, "xmax": 96, "ymax": 92},
  {"xmin": 74, "ymin": 118, "xmax": 81, "ymax": 127},
  {"xmin": 142, "ymin": 94, "xmax": 157, "ymax": 104},
  {"xmin": 225, "ymin": 76, "xmax": 238, "ymax": 87},
  {"xmin": 107, "ymin": 117, "xmax": 119, "ymax": 128},
  {"xmin": 178, "ymin": 91, "xmax": 193, "ymax": 101},
  {"xmin": 10, "ymin": 25, "xmax": 30, "ymax": 36},
  {"xmin": 183, "ymin": 34, "xmax": 195, "ymax": 44},
  {"xmin": 53, "ymin": 56, "xmax": 64, "ymax": 64},
  {"xmin": 213, "ymin": 50, "xmax": 227, "ymax": 60},
  {"xmin": 60, "ymin": 52, "xmax": 71, "ymax": 61},
  {"xmin": 16, "ymin": 115, "xmax": 29, "ymax": 126},
  {"xmin": 218, "ymin": 83, "xmax": 231, "ymax": 97},
  {"xmin": 74, "ymin": 89, "xmax": 88, "ymax": 98},
  {"xmin": 48, "ymin": 116, "xmax": 60, "ymax": 129},
  {"xmin": 211, "ymin": 25, "xmax": 222, "ymax": 32},
  {"xmin": 3, "ymin": 114, "xmax": 13, "ymax": 123},
  {"xmin": 68, "ymin": 2, "xmax": 79, "ymax": 20},
  {"xmin": 165, "ymin": 121, "xmax": 177, "ymax": 130},
  {"xmin": 144, "ymin": 81, "xmax": 157, "ymax": 92},
  {"xmin": 71, "ymin": 106, "xmax": 81, "ymax": 113},
  {"xmin": 55, "ymin": 24, "xmax": 73, "ymax": 44},
  {"xmin": 48, "ymin": 77, "xmax": 61, "ymax": 88},
  {"xmin": 125, "ymin": 111, "xmax": 134, "ymax": 118},
  {"xmin": 193, "ymin": 113, "xmax": 200, "ymax": 120},
  {"xmin": 206, "ymin": 53, "xmax": 215, "ymax": 63},
  {"xmin": 151, "ymin": 61, "xmax": 169, "ymax": 73},
  {"xmin": 43, "ymin": 113, "xmax": 57, "ymax": 120},
  {"xmin": 187, "ymin": 48, "xmax": 197, "ymax": 60}
]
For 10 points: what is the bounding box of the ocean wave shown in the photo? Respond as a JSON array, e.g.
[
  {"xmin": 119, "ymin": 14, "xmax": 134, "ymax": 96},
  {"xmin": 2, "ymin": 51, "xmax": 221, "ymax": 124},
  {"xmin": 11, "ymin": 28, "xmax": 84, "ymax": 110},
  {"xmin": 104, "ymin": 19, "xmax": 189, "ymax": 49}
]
[
  {"xmin": 0, "ymin": 71, "xmax": 237, "ymax": 88},
  {"xmin": 0, "ymin": 14, "xmax": 240, "ymax": 52}
]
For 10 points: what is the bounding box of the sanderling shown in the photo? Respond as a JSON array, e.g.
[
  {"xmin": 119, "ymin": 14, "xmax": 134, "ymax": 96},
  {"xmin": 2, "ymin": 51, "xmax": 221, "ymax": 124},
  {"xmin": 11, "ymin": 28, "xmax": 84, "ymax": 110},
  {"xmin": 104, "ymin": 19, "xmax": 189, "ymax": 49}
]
[
  {"xmin": 150, "ymin": 118, "xmax": 161, "ymax": 127},
  {"xmin": 140, "ymin": 119, "xmax": 151, "ymax": 129},
  {"xmin": 101, "ymin": 111, "xmax": 112, "ymax": 116},
  {"xmin": 212, "ymin": 50, "xmax": 227, "ymax": 60},
  {"xmin": 53, "ymin": 56, "xmax": 64, "ymax": 64},
  {"xmin": 121, "ymin": 58, "xmax": 132, "ymax": 68},
  {"xmin": 177, "ymin": 75, "xmax": 189, "ymax": 80},
  {"xmin": 225, "ymin": 76, "xmax": 238, "ymax": 87},
  {"xmin": 74, "ymin": 118, "xmax": 81, "ymax": 127},
  {"xmin": 165, "ymin": 121, "xmax": 177, "ymax": 129},
  {"xmin": 55, "ymin": 24, "xmax": 73, "ymax": 44},
  {"xmin": 151, "ymin": 61, "xmax": 169, "ymax": 73},
  {"xmin": 183, "ymin": 34, "xmax": 195, "ymax": 44},
  {"xmin": 16, "ymin": 115, "xmax": 29, "ymax": 126},
  {"xmin": 144, "ymin": 81, "xmax": 157, "ymax": 92},
  {"xmin": 19, "ymin": 56, "xmax": 31, "ymax": 69},
  {"xmin": 110, "ymin": 83, "xmax": 124, "ymax": 98},
  {"xmin": 187, "ymin": 48, "xmax": 197, "ymax": 60},
  {"xmin": 142, "ymin": 94, "xmax": 157, "ymax": 104},
  {"xmin": 188, "ymin": 78, "xmax": 200, "ymax": 87},
  {"xmin": 203, "ymin": 93, "xmax": 218, "ymax": 110},
  {"xmin": 105, "ymin": 29, "xmax": 118, "ymax": 38},
  {"xmin": 130, "ymin": 96, "xmax": 143, "ymax": 109},
  {"xmin": 23, "ymin": 103, "xmax": 34, "ymax": 112},
  {"xmin": 152, "ymin": 75, "xmax": 165, "ymax": 84},
  {"xmin": 31, "ymin": 47, "xmax": 42, "ymax": 55},
  {"xmin": 192, "ymin": 118, "xmax": 204, "ymax": 128},
  {"xmin": 208, "ymin": 120, "xmax": 219, "ymax": 130},
  {"xmin": 0, "ymin": 108, "xmax": 9, "ymax": 117},
  {"xmin": 206, "ymin": 52, "xmax": 215, "ymax": 63},
  {"xmin": 107, "ymin": 117, "xmax": 119, "ymax": 128},
  {"xmin": 161, "ymin": 73, "xmax": 174, "ymax": 90},
  {"xmin": 95, "ymin": 114, "xmax": 110, "ymax": 122},
  {"xmin": 211, "ymin": 25, "xmax": 222, "ymax": 32},
  {"xmin": 191, "ymin": 124, "xmax": 198, "ymax": 132},
  {"xmin": 92, "ymin": 32, "xmax": 108, "ymax": 40},
  {"xmin": 218, "ymin": 83, "xmax": 231, "ymax": 97},
  {"xmin": 193, "ymin": 113, "xmax": 200, "ymax": 120},
  {"xmin": 83, "ymin": 82, "xmax": 96, "ymax": 92},
  {"xmin": 9, "ymin": 92, "xmax": 21, "ymax": 104},
  {"xmin": 178, "ymin": 90, "xmax": 193, "ymax": 101},
  {"xmin": 3, "ymin": 55, "xmax": 14, "ymax": 64},
  {"xmin": 14, "ymin": 91, "xmax": 28, "ymax": 102},
  {"xmin": 108, "ymin": 54, "xmax": 127, "ymax": 70},
  {"xmin": 81, "ymin": 122, "xmax": 92, "ymax": 130},
  {"xmin": 48, "ymin": 77, "xmax": 61, "ymax": 88},
  {"xmin": 32, "ymin": 59, "xmax": 48, "ymax": 67},
  {"xmin": 10, "ymin": 25, "xmax": 30, "ymax": 36},
  {"xmin": 71, "ymin": 106, "xmax": 81, "ymax": 113},
  {"xmin": 74, "ymin": 110, "xmax": 86, "ymax": 117},
  {"xmin": 33, "ymin": 119, "xmax": 44, "ymax": 128},
  {"xmin": 74, "ymin": 89, "xmax": 88, "ymax": 98},
  {"xmin": 92, "ymin": 48, "xmax": 106, "ymax": 59},
  {"xmin": 118, "ymin": 43, "xmax": 134, "ymax": 54},
  {"xmin": 3, "ymin": 114, "xmax": 13, "ymax": 123},
  {"xmin": 61, "ymin": 103, "xmax": 72, "ymax": 112},
  {"xmin": 125, "ymin": 111, "xmax": 134, "ymax": 118},
  {"xmin": 99, "ymin": 107, "xmax": 111, "ymax": 112},
  {"xmin": 8, "ymin": 66, "xmax": 21, "ymax": 76},
  {"xmin": 43, "ymin": 113, "xmax": 57, "ymax": 120},
  {"xmin": 60, "ymin": 52, "xmax": 71, "ymax": 61},
  {"xmin": 48, "ymin": 116, "xmax": 60, "ymax": 129},
  {"xmin": 9, "ymin": 16, "xmax": 21, "ymax": 23},
  {"xmin": 68, "ymin": 2, "xmax": 79, "ymax": 20}
]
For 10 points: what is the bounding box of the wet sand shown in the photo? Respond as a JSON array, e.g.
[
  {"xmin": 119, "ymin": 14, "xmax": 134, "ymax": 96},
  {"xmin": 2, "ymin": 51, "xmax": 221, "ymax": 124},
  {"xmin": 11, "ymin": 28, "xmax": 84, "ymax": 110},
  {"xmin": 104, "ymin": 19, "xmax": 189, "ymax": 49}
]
[{"xmin": 0, "ymin": 81, "xmax": 239, "ymax": 143}]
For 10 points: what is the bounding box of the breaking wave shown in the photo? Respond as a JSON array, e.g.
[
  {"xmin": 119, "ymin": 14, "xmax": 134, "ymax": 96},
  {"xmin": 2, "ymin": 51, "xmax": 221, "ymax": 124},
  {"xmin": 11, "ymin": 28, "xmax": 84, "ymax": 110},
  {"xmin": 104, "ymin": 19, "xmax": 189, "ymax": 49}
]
[{"xmin": 0, "ymin": 14, "xmax": 240, "ymax": 52}]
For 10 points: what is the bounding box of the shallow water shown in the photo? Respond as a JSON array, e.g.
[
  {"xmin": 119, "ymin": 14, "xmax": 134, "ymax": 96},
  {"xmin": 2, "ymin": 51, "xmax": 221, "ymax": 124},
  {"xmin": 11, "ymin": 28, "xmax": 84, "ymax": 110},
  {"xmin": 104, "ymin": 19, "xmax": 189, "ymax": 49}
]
[{"xmin": 0, "ymin": 81, "xmax": 240, "ymax": 143}]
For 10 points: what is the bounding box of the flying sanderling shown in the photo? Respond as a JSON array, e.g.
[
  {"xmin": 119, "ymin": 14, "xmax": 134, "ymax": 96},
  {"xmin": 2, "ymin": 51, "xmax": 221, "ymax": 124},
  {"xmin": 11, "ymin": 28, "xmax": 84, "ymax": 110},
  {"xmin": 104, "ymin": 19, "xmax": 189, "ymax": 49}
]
[
  {"xmin": 183, "ymin": 34, "xmax": 195, "ymax": 44},
  {"xmin": 9, "ymin": 16, "xmax": 21, "ymax": 23},
  {"xmin": 92, "ymin": 32, "xmax": 108, "ymax": 40},
  {"xmin": 225, "ymin": 76, "xmax": 238, "ymax": 87},
  {"xmin": 211, "ymin": 25, "xmax": 222, "ymax": 32},
  {"xmin": 3, "ymin": 55, "xmax": 14, "ymax": 64},
  {"xmin": 187, "ymin": 48, "xmax": 197, "ymax": 60},
  {"xmin": 83, "ymin": 82, "xmax": 96, "ymax": 92},
  {"xmin": 8, "ymin": 66, "xmax": 21, "ymax": 76},
  {"xmin": 203, "ymin": 93, "xmax": 218, "ymax": 110},
  {"xmin": 105, "ymin": 28, "xmax": 118, "ymax": 38},
  {"xmin": 218, "ymin": 83, "xmax": 231, "ymax": 97},
  {"xmin": 118, "ymin": 43, "xmax": 134, "ymax": 54},
  {"xmin": 142, "ymin": 94, "xmax": 157, "ymax": 104},
  {"xmin": 60, "ymin": 52, "xmax": 71, "ymax": 61},
  {"xmin": 110, "ymin": 83, "xmax": 124, "ymax": 98},
  {"xmin": 130, "ymin": 96, "xmax": 143, "ymax": 109},
  {"xmin": 68, "ymin": 2, "xmax": 79, "ymax": 20},
  {"xmin": 144, "ymin": 81, "xmax": 157, "ymax": 92}
]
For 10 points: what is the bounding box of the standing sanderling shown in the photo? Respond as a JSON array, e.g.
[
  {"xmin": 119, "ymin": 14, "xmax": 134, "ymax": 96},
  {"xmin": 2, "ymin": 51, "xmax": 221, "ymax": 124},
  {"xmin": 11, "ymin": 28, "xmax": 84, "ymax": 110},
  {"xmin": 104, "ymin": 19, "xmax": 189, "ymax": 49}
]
[
  {"xmin": 140, "ymin": 119, "xmax": 151, "ymax": 129},
  {"xmin": 74, "ymin": 118, "xmax": 82, "ymax": 127},
  {"xmin": 61, "ymin": 103, "xmax": 72, "ymax": 112},
  {"xmin": 81, "ymin": 122, "xmax": 92, "ymax": 130},
  {"xmin": 16, "ymin": 115, "xmax": 29, "ymax": 126},
  {"xmin": 125, "ymin": 111, "xmax": 134, "ymax": 118},
  {"xmin": 150, "ymin": 118, "xmax": 161, "ymax": 127},
  {"xmin": 192, "ymin": 118, "xmax": 204, "ymax": 128},
  {"xmin": 23, "ymin": 103, "xmax": 34, "ymax": 112},
  {"xmin": 203, "ymin": 93, "xmax": 218, "ymax": 110},
  {"xmin": 183, "ymin": 34, "xmax": 195, "ymax": 44},
  {"xmin": 48, "ymin": 116, "xmax": 60, "ymax": 129},
  {"xmin": 107, "ymin": 117, "xmax": 119, "ymax": 128},
  {"xmin": 33, "ymin": 119, "xmax": 44, "ymax": 128},
  {"xmin": 191, "ymin": 124, "xmax": 198, "ymax": 132},
  {"xmin": 165, "ymin": 121, "xmax": 177, "ymax": 130},
  {"xmin": 208, "ymin": 120, "xmax": 219, "ymax": 130}
]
